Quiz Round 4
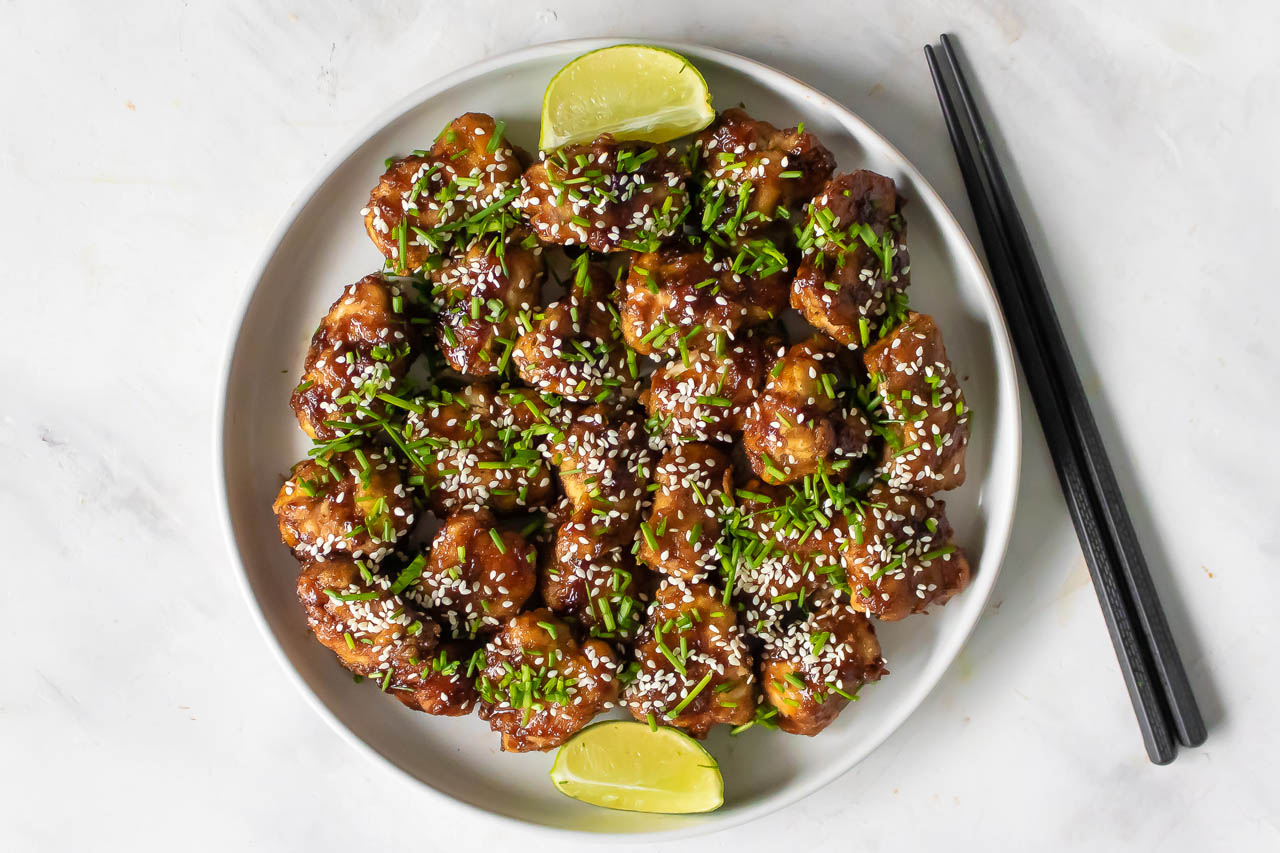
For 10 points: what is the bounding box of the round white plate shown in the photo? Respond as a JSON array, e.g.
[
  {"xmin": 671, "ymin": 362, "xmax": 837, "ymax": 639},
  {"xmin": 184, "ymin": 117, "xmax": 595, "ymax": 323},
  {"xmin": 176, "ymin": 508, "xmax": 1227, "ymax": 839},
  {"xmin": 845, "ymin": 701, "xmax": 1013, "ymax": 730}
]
[{"xmin": 216, "ymin": 38, "xmax": 1021, "ymax": 840}]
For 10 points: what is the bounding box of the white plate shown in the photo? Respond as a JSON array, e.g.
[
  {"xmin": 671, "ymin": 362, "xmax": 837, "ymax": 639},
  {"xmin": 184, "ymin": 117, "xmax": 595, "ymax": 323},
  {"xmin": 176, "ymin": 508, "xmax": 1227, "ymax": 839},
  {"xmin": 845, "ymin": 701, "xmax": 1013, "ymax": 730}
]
[{"xmin": 215, "ymin": 38, "xmax": 1021, "ymax": 840}]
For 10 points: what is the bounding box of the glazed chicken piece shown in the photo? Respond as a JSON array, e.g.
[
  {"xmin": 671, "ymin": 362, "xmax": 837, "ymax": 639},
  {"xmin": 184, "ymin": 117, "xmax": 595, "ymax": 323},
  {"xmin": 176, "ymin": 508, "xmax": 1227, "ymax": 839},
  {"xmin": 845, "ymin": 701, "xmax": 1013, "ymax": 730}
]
[
  {"xmin": 476, "ymin": 610, "xmax": 620, "ymax": 752},
  {"xmin": 623, "ymin": 579, "xmax": 754, "ymax": 738},
  {"xmin": 406, "ymin": 507, "xmax": 537, "ymax": 638},
  {"xmin": 364, "ymin": 112, "xmax": 522, "ymax": 274},
  {"xmin": 693, "ymin": 108, "xmax": 835, "ymax": 241},
  {"xmin": 645, "ymin": 333, "xmax": 781, "ymax": 445},
  {"xmin": 792, "ymin": 170, "xmax": 910, "ymax": 349},
  {"xmin": 273, "ymin": 449, "xmax": 415, "ymax": 564},
  {"xmin": 637, "ymin": 444, "xmax": 733, "ymax": 582},
  {"xmin": 513, "ymin": 256, "xmax": 639, "ymax": 404},
  {"xmin": 863, "ymin": 312, "xmax": 970, "ymax": 494},
  {"xmin": 541, "ymin": 507, "xmax": 652, "ymax": 643},
  {"xmin": 547, "ymin": 405, "xmax": 656, "ymax": 531},
  {"xmin": 513, "ymin": 135, "xmax": 690, "ymax": 253},
  {"xmin": 407, "ymin": 641, "xmax": 482, "ymax": 717},
  {"xmin": 290, "ymin": 274, "xmax": 413, "ymax": 441},
  {"xmin": 741, "ymin": 336, "xmax": 873, "ymax": 484},
  {"xmin": 432, "ymin": 233, "xmax": 544, "ymax": 377},
  {"xmin": 619, "ymin": 244, "xmax": 788, "ymax": 358},
  {"xmin": 760, "ymin": 602, "xmax": 886, "ymax": 735},
  {"xmin": 845, "ymin": 481, "xmax": 971, "ymax": 621},
  {"xmin": 402, "ymin": 383, "xmax": 562, "ymax": 514},
  {"xmin": 296, "ymin": 556, "xmax": 476, "ymax": 716}
]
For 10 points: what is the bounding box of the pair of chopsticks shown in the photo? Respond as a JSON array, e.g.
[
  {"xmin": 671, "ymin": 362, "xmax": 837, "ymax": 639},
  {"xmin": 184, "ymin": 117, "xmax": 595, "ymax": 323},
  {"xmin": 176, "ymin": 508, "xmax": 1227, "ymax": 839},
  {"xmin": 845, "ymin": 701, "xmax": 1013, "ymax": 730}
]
[{"xmin": 924, "ymin": 34, "xmax": 1206, "ymax": 764}]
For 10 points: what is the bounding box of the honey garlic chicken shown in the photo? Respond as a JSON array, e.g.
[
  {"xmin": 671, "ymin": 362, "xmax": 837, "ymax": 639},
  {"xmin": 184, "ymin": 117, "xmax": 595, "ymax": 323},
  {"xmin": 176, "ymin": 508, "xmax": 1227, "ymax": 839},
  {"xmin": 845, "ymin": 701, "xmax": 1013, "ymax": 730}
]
[
  {"xmin": 792, "ymin": 170, "xmax": 910, "ymax": 349},
  {"xmin": 547, "ymin": 405, "xmax": 656, "ymax": 530},
  {"xmin": 741, "ymin": 337, "xmax": 873, "ymax": 484},
  {"xmin": 623, "ymin": 579, "xmax": 754, "ymax": 738},
  {"xmin": 845, "ymin": 482, "xmax": 970, "ymax": 621},
  {"xmin": 694, "ymin": 108, "xmax": 835, "ymax": 241},
  {"xmin": 273, "ymin": 450, "xmax": 414, "ymax": 564},
  {"xmin": 407, "ymin": 507, "xmax": 537, "ymax": 638},
  {"xmin": 364, "ymin": 113, "xmax": 522, "ymax": 274},
  {"xmin": 476, "ymin": 610, "xmax": 620, "ymax": 752},
  {"xmin": 541, "ymin": 507, "xmax": 651, "ymax": 642},
  {"xmin": 514, "ymin": 135, "xmax": 690, "ymax": 253},
  {"xmin": 619, "ymin": 244, "xmax": 788, "ymax": 358},
  {"xmin": 432, "ymin": 233, "xmax": 544, "ymax": 377},
  {"xmin": 760, "ymin": 603, "xmax": 886, "ymax": 735},
  {"xmin": 645, "ymin": 333, "xmax": 781, "ymax": 445},
  {"xmin": 296, "ymin": 556, "xmax": 475, "ymax": 716},
  {"xmin": 403, "ymin": 383, "xmax": 562, "ymax": 515},
  {"xmin": 513, "ymin": 257, "xmax": 638, "ymax": 404},
  {"xmin": 637, "ymin": 444, "xmax": 733, "ymax": 582},
  {"xmin": 864, "ymin": 312, "xmax": 970, "ymax": 494},
  {"xmin": 291, "ymin": 274, "xmax": 412, "ymax": 441}
]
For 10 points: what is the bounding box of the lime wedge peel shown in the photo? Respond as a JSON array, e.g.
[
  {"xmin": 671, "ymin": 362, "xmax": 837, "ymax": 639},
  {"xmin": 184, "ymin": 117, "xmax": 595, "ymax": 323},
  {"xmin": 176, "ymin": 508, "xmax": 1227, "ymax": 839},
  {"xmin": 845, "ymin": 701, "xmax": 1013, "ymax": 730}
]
[
  {"xmin": 550, "ymin": 721, "xmax": 724, "ymax": 814},
  {"xmin": 540, "ymin": 44, "xmax": 715, "ymax": 150}
]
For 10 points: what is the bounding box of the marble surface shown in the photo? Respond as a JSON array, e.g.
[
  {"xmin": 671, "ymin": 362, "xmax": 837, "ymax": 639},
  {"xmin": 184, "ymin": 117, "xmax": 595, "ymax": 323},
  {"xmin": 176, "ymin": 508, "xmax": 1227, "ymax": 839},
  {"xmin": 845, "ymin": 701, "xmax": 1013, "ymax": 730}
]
[{"xmin": 2, "ymin": 1, "xmax": 1277, "ymax": 849}]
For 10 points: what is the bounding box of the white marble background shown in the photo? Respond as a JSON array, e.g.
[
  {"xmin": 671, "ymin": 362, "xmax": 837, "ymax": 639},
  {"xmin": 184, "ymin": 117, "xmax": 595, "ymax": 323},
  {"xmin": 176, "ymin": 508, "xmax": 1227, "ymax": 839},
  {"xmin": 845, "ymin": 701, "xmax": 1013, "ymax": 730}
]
[{"xmin": 2, "ymin": 1, "xmax": 1277, "ymax": 849}]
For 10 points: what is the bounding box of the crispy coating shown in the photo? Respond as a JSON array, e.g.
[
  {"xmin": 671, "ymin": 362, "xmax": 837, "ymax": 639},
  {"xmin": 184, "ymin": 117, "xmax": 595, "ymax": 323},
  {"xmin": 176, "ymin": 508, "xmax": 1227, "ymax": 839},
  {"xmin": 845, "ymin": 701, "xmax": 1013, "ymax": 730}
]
[
  {"xmin": 623, "ymin": 579, "xmax": 754, "ymax": 738},
  {"xmin": 792, "ymin": 171, "xmax": 911, "ymax": 349},
  {"xmin": 432, "ymin": 233, "xmax": 544, "ymax": 377},
  {"xmin": 547, "ymin": 405, "xmax": 656, "ymax": 531},
  {"xmin": 645, "ymin": 332, "xmax": 781, "ymax": 445},
  {"xmin": 273, "ymin": 450, "xmax": 414, "ymax": 564},
  {"xmin": 513, "ymin": 258, "xmax": 639, "ymax": 404},
  {"xmin": 513, "ymin": 135, "xmax": 690, "ymax": 253},
  {"xmin": 693, "ymin": 108, "xmax": 835, "ymax": 240},
  {"xmin": 845, "ymin": 482, "xmax": 970, "ymax": 621},
  {"xmin": 476, "ymin": 609, "xmax": 620, "ymax": 752},
  {"xmin": 741, "ymin": 337, "xmax": 873, "ymax": 484},
  {"xmin": 864, "ymin": 312, "xmax": 970, "ymax": 494},
  {"xmin": 364, "ymin": 112, "xmax": 522, "ymax": 274},
  {"xmin": 290, "ymin": 275, "xmax": 412, "ymax": 441},
  {"xmin": 760, "ymin": 603, "xmax": 886, "ymax": 735},
  {"xmin": 408, "ymin": 507, "xmax": 537, "ymax": 638},
  {"xmin": 619, "ymin": 244, "xmax": 788, "ymax": 358},
  {"xmin": 296, "ymin": 557, "xmax": 476, "ymax": 716},
  {"xmin": 637, "ymin": 444, "xmax": 733, "ymax": 581},
  {"xmin": 542, "ymin": 507, "xmax": 652, "ymax": 643},
  {"xmin": 403, "ymin": 383, "xmax": 563, "ymax": 514}
]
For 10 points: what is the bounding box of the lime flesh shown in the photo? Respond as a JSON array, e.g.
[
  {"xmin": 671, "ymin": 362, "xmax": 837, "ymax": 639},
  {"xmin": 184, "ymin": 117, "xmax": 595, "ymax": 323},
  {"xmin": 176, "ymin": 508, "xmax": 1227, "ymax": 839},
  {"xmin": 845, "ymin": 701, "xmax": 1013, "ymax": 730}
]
[
  {"xmin": 540, "ymin": 44, "xmax": 715, "ymax": 150},
  {"xmin": 550, "ymin": 721, "xmax": 724, "ymax": 813}
]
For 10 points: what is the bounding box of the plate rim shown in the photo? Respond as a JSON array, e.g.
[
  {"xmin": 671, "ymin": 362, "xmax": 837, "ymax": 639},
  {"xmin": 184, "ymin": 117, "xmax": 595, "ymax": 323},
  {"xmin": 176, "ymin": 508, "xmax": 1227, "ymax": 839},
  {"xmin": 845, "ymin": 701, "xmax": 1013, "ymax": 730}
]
[{"xmin": 214, "ymin": 36, "xmax": 1022, "ymax": 841}]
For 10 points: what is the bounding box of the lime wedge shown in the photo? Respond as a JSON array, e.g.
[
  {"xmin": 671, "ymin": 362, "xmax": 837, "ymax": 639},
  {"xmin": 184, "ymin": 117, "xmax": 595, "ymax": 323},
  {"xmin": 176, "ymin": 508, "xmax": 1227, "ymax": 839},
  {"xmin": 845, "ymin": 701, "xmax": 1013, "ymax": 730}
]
[
  {"xmin": 550, "ymin": 720, "xmax": 724, "ymax": 813},
  {"xmin": 540, "ymin": 44, "xmax": 715, "ymax": 150}
]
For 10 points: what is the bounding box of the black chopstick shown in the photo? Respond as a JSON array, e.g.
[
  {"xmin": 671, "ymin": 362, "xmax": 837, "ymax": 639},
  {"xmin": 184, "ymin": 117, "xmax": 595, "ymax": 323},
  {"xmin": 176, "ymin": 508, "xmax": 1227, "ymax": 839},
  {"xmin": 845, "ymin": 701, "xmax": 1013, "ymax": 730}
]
[
  {"xmin": 924, "ymin": 37, "xmax": 1204, "ymax": 763},
  {"xmin": 933, "ymin": 34, "xmax": 1206, "ymax": 751}
]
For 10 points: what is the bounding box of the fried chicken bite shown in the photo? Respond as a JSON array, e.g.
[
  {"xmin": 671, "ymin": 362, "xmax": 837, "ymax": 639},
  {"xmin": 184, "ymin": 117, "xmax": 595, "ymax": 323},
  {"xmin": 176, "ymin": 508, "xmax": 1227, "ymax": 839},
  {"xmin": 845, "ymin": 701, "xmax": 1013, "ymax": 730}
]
[
  {"xmin": 513, "ymin": 256, "xmax": 639, "ymax": 404},
  {"xmin": 364, "ymin": 112, "xmax": 522, "ymax": 274},
  {"xmin": 645, "ymin": 332, "xmax": 781, "ymax": 445},
  {"xmin": 792, "ymin": 171, "xmax": 910, "ymax": 349},
  {"xmin": 290, "ymin": 274, "xmax": 413, "ymax": 441},
  {"xmin": 541, "ymin": 507, "xmax": 652, "ymax": 643},
  {"xmin": 637, "ymin": 444, "xmax": 733, "ymax": 582},
  {"xmin": 623, "ymin": 579, "xmax": 754, "ymax": 738},
  {"xmin": 406, "ymin": 507, "xmax": 537, "ymax": 638},
  {"xmin": 432, "ymin": 232, "xmax": 544, "ymax": 377},
  {"xmin": 402, "ymin": 383, "xmax": 563, "ymax": 514},
  {"xmin": 296, "ymin": 556, "xmax": 476, "ymax": 716},
  {"xmin": 513, "ymin": 135, "xmax": 690, "ymax": 253},
  {"xmin": 273, "ymin": 449, "xmax": 414, "ymax": 564},
  {"xmin": 863, "ymin": 312, "xmax": 970, "ymax": 494},
  {"xmin": 741, "ymin": 336, "xmax": 873, "ymax": 484},
  {"xmin": 547, "ymin": 405, "xmax": 656, "ymax": 530},
  {"xmin": 693, "ymin": 108, "xmax": 835, "ymax": 241},
  {"xmin": 476, "ymin": 610, "xmax": 620, "ymax": 752},
  {"xmin": 845, "ymin": 482, "xmax": 971, "ymax": 621},
  {"xmin": 760, "ymin": 602, "xmax": 886, "ymax": 735},
  {"xmin": 619, "ymin": 244, "xmax": 788, "ymax": 358}
]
